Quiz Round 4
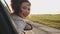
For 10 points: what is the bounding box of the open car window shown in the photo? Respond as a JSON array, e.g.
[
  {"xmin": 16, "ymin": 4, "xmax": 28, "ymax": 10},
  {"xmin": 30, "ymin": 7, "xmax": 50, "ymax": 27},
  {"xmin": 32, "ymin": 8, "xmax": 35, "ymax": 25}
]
[{"xmin": 0, "ymin": 0, "xmax": 19, "ymax": 34}]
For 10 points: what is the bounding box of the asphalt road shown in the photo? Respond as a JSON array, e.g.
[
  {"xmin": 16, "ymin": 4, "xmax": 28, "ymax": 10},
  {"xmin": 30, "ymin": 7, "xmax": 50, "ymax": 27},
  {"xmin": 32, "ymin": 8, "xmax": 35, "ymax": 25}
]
[{"xmin": 25, "ymin": 23, "xmax": 60, "ymax": 34}]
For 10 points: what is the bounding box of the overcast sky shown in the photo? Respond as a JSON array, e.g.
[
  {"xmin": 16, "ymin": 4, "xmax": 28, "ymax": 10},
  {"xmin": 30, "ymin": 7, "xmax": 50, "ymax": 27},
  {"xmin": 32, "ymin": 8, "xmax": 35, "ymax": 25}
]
[{"xmin": 5, "ymin": 0, "xmax": 60, "ymax": 14}]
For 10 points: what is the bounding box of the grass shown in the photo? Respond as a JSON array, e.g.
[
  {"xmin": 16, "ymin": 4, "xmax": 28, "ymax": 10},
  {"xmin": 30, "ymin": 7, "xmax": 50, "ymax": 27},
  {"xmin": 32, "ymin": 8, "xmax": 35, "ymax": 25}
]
[{"xmin": 26, "ymin": 14, "xmax": 60, "ymax": 30}]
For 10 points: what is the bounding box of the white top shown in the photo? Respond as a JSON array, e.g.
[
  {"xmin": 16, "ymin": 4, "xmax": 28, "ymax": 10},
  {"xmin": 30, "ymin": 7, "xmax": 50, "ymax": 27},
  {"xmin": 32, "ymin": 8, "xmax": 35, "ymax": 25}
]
[{"xmin": 12, "ymin": 14, "xmax": 26, "ymax": 34}]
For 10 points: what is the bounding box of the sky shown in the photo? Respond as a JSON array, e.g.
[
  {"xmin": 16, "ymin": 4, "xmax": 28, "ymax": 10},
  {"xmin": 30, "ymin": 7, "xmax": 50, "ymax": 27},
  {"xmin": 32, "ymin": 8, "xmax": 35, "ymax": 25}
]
[{"xmin": 5, "ymin": 0, "xmax": 60, "ymax": 14}]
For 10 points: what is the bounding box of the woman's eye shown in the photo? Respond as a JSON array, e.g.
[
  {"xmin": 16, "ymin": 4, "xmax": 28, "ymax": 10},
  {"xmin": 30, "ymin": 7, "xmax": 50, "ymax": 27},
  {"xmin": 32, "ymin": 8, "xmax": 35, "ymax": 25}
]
[
  {"xmin": 28, "ymin": 8, "xmax": 30, "ymax": 11},
  {"xmin": 23, "ymin": 7, "xmax": 26, "ymax": 9}
]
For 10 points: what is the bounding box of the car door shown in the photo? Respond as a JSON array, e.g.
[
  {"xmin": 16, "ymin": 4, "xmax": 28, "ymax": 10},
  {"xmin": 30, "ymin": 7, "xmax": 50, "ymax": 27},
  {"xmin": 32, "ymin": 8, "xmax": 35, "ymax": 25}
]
[{"xmin": 0, "ymin": 0, "xmax": 19, "ymax": 34}]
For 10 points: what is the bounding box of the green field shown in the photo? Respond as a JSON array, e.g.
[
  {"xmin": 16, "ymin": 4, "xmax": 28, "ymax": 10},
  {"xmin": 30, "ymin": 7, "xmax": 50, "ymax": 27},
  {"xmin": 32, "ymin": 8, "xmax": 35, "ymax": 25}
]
[{"xmin": 27, "ymin": 14, "xmax": 60, "ymax": 30}]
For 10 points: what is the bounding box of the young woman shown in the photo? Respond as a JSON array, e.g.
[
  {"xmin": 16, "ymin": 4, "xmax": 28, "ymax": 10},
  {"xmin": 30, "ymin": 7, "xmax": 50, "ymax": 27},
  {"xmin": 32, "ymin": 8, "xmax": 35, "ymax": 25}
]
[{"xmin": 11, "ymin": 0, "xmax": 33, "ymax": 34}]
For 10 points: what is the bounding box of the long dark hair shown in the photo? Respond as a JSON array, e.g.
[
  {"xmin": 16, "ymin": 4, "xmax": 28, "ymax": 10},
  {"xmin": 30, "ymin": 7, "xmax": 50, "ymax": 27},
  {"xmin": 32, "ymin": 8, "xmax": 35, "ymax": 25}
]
[{"xmin": 11, "ymin": 0, "xmax": 31, "ymax": 15}]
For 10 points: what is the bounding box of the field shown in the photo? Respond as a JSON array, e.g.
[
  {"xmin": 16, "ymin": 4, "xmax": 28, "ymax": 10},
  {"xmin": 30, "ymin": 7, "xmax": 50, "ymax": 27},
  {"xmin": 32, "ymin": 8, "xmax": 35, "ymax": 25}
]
[{"xmin": 27, "ymin": 14, "xmax": 60, "ymax": 30}]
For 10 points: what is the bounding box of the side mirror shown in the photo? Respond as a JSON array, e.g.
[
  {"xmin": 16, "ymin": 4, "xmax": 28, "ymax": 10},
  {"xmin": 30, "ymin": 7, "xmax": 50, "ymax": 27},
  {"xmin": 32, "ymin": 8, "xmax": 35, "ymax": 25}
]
[{"xmin": 24, "ymin": 23, "xmax": 33, "ymax": 31}]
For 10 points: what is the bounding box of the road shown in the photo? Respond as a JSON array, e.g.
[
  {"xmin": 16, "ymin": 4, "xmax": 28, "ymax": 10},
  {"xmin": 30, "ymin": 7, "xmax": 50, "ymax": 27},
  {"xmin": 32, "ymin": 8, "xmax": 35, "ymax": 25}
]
[{"xmin": 25, "ymin": 23, "xmax": 60, "ymax": 34}]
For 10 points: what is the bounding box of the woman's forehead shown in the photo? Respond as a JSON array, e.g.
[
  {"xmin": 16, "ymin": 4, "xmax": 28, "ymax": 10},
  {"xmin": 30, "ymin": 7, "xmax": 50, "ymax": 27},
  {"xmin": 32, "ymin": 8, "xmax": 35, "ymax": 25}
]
[{"xmin": 21, "ymin": 2, "xmax": 31, "ymax": 6}]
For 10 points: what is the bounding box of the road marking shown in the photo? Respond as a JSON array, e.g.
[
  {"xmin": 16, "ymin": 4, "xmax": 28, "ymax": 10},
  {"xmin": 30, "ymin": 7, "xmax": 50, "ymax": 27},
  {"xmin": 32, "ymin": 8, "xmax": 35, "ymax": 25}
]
[{"xmin": 30, "ymin": 30, "xmax": 35, "ymax": 34}]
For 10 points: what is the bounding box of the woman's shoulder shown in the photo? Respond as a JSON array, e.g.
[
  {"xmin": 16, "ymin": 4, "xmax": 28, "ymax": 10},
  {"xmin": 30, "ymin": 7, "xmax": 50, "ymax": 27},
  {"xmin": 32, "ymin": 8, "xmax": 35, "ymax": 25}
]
[{"xmin": 12, "ymin": 14, "xmax": 23, "ymax": 21}]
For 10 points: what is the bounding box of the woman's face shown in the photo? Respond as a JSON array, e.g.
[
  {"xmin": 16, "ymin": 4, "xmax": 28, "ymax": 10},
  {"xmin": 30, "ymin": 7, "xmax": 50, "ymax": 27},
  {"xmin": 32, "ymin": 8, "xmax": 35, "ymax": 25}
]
[{"xmin": 19, "ymin": 2, "xmax": 31, "ymax": 17}]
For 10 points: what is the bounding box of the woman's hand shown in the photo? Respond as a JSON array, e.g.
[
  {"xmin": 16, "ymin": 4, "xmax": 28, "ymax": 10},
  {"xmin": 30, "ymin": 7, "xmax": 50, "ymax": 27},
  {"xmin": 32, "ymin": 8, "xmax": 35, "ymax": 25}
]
[{"xmin": 24, "ymin": 23, "xmax": 33, "ymax": 30}]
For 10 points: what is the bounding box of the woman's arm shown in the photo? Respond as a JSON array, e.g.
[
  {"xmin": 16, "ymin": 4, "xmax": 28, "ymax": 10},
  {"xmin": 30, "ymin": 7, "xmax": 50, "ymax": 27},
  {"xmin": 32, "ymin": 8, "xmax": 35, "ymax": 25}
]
[{"xmin": 24, "ymin": 20, "xmax": 33, "ymax": 30}]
